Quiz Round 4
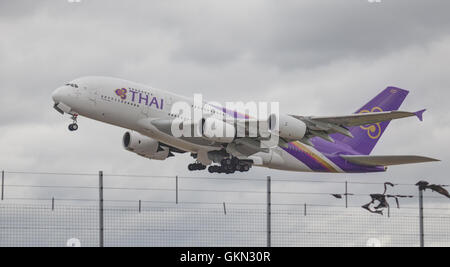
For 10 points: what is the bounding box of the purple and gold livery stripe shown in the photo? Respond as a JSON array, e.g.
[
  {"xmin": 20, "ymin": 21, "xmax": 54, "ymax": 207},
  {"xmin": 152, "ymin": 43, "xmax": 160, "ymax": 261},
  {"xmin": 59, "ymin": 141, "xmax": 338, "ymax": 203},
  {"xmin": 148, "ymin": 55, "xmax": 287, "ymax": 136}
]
[{"xmin": 289, "ymin": 141, "xmax": 339, "ymax": 173}]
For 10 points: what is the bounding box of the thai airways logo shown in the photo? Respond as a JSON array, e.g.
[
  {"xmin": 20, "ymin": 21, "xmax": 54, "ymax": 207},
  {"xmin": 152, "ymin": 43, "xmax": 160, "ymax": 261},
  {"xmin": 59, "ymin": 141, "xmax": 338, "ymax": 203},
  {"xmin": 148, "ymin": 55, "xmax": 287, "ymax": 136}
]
[
  {"xmin": 359, "ymin": 106, "xmax": 383, "ymax": 139},
  {"xmin": 115, "ymin": 88, "xmax": 127, "ymax": 99},
  {"xmin": 114, "ymin": 88, "xmax": 164, "ymax": 110}
]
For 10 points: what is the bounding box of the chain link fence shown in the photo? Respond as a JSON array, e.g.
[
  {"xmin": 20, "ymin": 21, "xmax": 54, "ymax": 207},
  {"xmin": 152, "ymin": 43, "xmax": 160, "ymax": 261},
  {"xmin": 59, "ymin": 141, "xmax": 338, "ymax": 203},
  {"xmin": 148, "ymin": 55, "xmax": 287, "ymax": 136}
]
[
  {"xmin": 0, "ymin": 171, "xmax": 449, "ymax": 247},
  {"xmin": 1, "ymin": 203, "xmax": 449, "ymax": 247}
]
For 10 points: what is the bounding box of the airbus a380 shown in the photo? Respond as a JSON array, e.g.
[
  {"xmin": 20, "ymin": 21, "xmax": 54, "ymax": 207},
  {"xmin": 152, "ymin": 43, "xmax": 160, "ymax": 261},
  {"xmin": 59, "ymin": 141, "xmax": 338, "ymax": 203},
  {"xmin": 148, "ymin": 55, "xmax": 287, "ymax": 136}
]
[{"xmin": 52, "ymin": 76, "xmax": 439, "ymax": 174}]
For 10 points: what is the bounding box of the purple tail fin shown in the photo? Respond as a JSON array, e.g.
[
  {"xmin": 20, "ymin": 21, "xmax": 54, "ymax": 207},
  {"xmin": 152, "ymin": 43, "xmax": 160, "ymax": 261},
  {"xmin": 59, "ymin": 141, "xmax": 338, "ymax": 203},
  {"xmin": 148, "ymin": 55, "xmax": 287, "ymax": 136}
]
[{"xmin": 335, "ymin": 87, "xmax": 409, "ymax": 155}]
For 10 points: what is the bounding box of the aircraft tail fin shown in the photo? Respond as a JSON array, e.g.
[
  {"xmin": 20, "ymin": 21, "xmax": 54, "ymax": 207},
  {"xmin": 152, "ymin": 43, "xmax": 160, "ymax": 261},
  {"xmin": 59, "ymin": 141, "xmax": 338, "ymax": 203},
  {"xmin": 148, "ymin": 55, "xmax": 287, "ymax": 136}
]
[{"xmin": 335, "ymin": 87, "xmax": 409, "ymax": 155}]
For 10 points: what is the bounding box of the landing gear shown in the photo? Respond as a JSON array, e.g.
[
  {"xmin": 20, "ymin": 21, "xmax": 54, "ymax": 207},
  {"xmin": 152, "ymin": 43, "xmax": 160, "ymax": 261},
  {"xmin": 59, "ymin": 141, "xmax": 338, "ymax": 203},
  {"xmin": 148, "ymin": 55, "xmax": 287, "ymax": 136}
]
[
  {"xmin": 208, "ymin": 165, "xmax": 223, "ymax": 174},
  {"xmin": 68, "ymin": 114, "xmax": 79, "ymax": 131},
  {"xmin": 188, "ymin": 153, "xmax": 252, "ymax": 174},
  {"xmin": 68, "ymin": 123, "xmax": 78, "ymax": 131},
  {"xmin": 188, "ymin": 163, "xmax": 207, "ymax": 171},
  {"xmin": 207, "ymin": 157, "xmax": 252, "ymax": 174},
  {"xmin": 235, "ymin": 164, "xmax": 250, "ymax": 172}
]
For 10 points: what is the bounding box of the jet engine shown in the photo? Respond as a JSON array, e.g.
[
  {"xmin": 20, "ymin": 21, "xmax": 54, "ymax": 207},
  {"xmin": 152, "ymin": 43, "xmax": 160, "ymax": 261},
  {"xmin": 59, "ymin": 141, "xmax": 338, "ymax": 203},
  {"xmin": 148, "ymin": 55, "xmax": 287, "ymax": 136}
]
[
  {"xmin": 268, "ymin": 114, "xmax": 307, "ymax": 141},
  {"xmin": 122, "ymin": 131, "xmax": 171, "ymax": 160}
]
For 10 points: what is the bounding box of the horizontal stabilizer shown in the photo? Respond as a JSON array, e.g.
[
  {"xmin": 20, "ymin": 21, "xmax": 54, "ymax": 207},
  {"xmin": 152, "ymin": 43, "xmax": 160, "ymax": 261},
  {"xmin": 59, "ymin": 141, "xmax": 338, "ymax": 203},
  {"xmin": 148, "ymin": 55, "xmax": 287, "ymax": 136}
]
[{"xmin": 341, "ymin": 155, "xmax": 440, "ymax": 166}]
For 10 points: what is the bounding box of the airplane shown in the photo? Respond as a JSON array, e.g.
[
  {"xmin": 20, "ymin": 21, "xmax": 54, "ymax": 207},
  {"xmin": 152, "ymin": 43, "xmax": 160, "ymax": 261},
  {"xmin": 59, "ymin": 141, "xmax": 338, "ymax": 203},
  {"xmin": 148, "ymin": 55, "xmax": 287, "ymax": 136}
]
[{"xmin": 52, "ymin": 76, "xmax": 439, "ymax": 174}]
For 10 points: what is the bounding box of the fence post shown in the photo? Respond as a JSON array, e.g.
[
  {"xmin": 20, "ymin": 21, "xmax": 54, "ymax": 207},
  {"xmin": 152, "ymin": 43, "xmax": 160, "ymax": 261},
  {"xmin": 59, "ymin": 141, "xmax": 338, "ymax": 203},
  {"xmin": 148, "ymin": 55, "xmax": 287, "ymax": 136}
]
[
  {"xmin": 1, "ymin": 170, "xmax": 4, "ymax": 201},
  {"xmin": 176, "ymin": 175, "xmax": 179, "ymax": 204},
  {"xmin": 99, "ymin": 171, "xmax": 104, "ymax": 248},
  {"xmin": 267, "ymin": 176, "xmax": 271, "ymax": 248},
  {"xmin": 345, "ymin": 181, "xmax": 348, "ymax": 208},
  {"xmin": 418, "ymin": 185, "xmax": 424, "ymax": 247}
]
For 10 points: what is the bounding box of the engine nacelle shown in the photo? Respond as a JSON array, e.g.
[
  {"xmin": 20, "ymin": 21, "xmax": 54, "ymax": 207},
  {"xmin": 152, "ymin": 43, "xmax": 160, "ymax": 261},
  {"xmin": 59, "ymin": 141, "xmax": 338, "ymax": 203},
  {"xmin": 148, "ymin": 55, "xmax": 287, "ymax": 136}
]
[
  {"xmin": 202, "ymin": 117, "xmax": 236, "ymax": 143},
  {"xmin": 268, "ymin": 114, "xmax": 307, "ymax": 141},
  {"xmin": 122, "ymin": 131, "xmax": 170, "ymax": 160}
]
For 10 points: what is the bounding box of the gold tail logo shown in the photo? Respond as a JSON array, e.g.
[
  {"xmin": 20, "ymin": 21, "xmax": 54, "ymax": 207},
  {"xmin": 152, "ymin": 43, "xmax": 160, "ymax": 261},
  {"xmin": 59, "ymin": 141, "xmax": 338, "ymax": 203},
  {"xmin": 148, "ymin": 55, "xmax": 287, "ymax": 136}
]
[{"xmin": 359, "ymin": 107, "xmax": 383, "ymax": 139}]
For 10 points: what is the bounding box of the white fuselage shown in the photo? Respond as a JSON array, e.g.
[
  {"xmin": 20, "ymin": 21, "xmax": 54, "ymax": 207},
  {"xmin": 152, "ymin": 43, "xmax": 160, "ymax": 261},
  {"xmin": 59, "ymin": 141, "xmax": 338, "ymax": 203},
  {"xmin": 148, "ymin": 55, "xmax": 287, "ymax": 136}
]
[{"xmin": 52, "ymin": 76, "xmax": 337, "ymax": 173}]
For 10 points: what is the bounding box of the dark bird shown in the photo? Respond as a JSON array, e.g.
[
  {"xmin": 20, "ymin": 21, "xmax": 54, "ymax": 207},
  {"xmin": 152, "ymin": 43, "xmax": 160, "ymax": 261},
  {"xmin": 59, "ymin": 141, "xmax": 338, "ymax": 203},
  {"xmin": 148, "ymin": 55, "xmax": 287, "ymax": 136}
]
[
  {"xmin": 416, "ymin": 181, "xmax": 450, "ymax": 199},
  {"xmin": 427, "ymin": 184, "xmax": 450, "ymax": 199},
  {"xmin": 362, "ymin": 182, "xmax": 411, "ymax": 215},
  {"xmin": 362, "ymin": 203, "xmax": 383, "ymax": 215},
  {"xmin": 383, "ymin": 182, "xmax": 395, "ymax": 194},
  {"xmin": 330, "ymin": 192, "xmax": 354, "ymax": 200},
  {"xmin": 371, "ymin": 194, "xmax": 390, "ymax": 210}
]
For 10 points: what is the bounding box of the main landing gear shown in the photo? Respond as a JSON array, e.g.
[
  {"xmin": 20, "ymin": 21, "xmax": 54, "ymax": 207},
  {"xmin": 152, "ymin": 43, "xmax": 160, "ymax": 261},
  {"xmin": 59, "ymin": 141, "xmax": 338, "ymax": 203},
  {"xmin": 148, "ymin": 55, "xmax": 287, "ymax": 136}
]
[
  {"xmin": 68, "ymin": 114, "xmax": 79, "ymax": 131},
  {"xmin": 188, "ymin": 162, "xmax": 207, "ymax": 171},
  {"xmin": 207, "ymin": 158, "xmax": 251, "ymax": 174},
  {"xmin": 187, "ymin": 158, "xmax": 251, "ymax": 174}
]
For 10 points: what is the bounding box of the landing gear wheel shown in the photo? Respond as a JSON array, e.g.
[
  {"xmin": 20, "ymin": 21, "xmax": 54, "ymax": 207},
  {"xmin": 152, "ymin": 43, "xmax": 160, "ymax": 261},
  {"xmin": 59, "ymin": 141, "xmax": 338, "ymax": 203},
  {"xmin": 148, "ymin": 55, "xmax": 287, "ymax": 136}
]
[
  {"xmin": 189, "ymin": 163, "xmax": 207, "ymax": 171},
  {"xmin": 68, "ymin": 114, "xmax": 79, "ymax": 131},
  {"xmin": 208, "ymin": 166, "xmax": 214, "ymax": 173},
  {"xmin": 68, "ymin": 123, "xmax": 78, "ymax": 131},
  {"xmin": 217, "ymin": 167, "xmax": 224, "ymax": 174},
  {"xmin": 209, "ymin": 157, "xmax": 252, "ymax": 174},
  {"xmin": 227, "ymin": 165, "xmax": 235, "ymax": 172}
]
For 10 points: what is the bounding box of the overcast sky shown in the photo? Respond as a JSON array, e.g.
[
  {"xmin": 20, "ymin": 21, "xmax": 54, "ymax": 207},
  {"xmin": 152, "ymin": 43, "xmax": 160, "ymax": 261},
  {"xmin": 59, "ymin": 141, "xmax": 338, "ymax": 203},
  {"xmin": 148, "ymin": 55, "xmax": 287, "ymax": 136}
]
[{"xmin": 0, "ymin": 0, "xmax": 449, "ymax": 246}]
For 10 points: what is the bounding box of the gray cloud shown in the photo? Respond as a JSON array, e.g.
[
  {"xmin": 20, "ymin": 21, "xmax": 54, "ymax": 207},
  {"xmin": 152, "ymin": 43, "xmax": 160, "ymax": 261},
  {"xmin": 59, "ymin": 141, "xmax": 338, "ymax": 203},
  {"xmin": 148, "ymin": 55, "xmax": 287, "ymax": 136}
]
[
  {"xmin": 0, "ymin": 0, "xmax": 449, "ymax": 246},
  {"xmin": 164, "ymin": 0, "xmax": 450, "ymax": 68}
]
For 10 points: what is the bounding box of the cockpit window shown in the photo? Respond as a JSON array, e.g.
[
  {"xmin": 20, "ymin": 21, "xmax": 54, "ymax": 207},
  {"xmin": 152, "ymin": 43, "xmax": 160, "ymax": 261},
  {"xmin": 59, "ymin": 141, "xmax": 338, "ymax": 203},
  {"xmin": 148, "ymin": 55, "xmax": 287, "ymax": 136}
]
[{"xmin": 65, "ymin": 83, "xmax": 79, "ymax": 88}]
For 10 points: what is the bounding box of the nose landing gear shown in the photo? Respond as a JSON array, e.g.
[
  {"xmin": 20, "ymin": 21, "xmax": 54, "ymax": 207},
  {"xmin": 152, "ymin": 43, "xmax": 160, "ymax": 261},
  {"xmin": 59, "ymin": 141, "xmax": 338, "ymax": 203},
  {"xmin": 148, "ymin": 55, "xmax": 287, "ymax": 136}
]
[
  {"xmin": 68, "ymin": 123, "xmax": 78, "ymax": 131},
  {"xmin": 68, "ymin": 114, "xmax": 79, "ymax": 131}
]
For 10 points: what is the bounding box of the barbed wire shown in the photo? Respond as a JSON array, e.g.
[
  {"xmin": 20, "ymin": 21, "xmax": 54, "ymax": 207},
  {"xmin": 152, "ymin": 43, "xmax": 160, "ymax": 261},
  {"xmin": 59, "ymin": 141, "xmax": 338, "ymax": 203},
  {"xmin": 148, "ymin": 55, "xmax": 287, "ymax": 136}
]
[
  {"xmin": 2, "ymin": 197, "xmax": 449, "ymax": 211},
  {"xmin": 3, "ymin": 183, "xmax": 448, "ymax": 199},
  {"xmin": 2, "ymin": 170, "xmax": 449, "ymax": 212},
  {"xmin": 1, "ymin": 170, "xmax": 433, "ymax": 186}
]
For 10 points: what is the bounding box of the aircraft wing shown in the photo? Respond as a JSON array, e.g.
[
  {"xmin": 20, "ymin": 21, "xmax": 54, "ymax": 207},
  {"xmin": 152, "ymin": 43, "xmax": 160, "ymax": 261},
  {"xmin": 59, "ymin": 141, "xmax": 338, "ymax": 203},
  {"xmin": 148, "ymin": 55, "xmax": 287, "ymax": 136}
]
[
  {"xmin": 340, "ymin": 155, "xmax": 440, "ymax": 166},
  {"xmin": 290, "ymin": 109, "xmax": 426, "ymax": 143}
]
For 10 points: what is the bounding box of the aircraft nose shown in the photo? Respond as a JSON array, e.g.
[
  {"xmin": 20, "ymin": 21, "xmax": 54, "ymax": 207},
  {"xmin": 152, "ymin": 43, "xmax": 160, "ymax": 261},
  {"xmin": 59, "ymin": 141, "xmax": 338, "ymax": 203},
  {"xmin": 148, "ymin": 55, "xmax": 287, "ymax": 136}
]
[{"xmin": 52, "ymin": 87, "xmax": 66, "ymax": 103}]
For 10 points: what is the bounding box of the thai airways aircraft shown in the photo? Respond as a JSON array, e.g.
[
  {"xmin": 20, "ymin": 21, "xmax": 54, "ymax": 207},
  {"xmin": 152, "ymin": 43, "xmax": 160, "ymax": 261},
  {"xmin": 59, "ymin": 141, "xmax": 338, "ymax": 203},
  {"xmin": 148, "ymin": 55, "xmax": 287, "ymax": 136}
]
[{"xmin": 52, "ymin": 76, "xmax": 439, "ymax": 174}]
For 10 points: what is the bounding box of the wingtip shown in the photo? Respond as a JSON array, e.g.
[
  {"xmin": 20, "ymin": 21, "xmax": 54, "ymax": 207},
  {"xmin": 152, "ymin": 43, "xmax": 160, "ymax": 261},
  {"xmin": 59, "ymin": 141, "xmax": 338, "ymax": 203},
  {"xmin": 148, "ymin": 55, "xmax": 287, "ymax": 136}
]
[
  {"xmin": 414, "ymin": 109, "xmax": 426, "ymax": 121},
  {"xmin": 421, "ymin": 156, "xmax": 440, "ymax": 162}
]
